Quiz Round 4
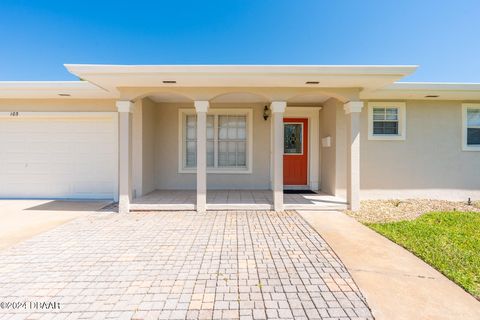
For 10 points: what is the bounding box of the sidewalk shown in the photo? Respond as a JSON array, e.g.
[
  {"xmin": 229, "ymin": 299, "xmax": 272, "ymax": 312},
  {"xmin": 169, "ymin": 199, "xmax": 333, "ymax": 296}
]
[{"xmin": 300, "ymin": 210, "xmax": 480, "ymax": 320}]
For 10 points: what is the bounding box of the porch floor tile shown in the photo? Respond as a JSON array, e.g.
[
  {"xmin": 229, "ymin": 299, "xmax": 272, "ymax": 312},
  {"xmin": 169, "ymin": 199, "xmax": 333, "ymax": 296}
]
[{"xmin": 131, "ymin": 190, "xmax": 347, "ymax": 211}]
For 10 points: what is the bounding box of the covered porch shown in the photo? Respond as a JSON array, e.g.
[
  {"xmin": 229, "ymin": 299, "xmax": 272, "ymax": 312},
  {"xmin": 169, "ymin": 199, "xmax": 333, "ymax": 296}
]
[
  {"xmin": 130, "ymin": 189, "xmax": 348, "ymax": 211},
  {"xmin": 119, "ymin": 94, "xmax": 362, "ymax": 213},
  {"xmin": 62, "ymin": 65, "xmax": 417, "ymax": 213}
]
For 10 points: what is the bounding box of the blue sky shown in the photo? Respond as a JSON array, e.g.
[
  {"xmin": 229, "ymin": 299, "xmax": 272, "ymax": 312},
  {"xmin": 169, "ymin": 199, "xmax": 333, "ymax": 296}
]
[{"xmin": 0, "ymin": 0, "xmax": 479, "ymax": 82}]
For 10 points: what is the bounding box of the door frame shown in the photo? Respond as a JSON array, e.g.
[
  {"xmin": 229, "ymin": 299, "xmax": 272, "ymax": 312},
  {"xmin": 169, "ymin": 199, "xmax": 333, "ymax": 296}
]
[{"xmin": 270, "ymin": 106, "xmax": 321, "ymax": 191}]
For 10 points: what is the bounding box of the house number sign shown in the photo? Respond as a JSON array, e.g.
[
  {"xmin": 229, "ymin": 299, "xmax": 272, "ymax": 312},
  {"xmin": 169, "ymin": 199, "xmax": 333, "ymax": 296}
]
[{"xmin": 10, "ymin": 112, "xmax": 19, "ymax": 117}]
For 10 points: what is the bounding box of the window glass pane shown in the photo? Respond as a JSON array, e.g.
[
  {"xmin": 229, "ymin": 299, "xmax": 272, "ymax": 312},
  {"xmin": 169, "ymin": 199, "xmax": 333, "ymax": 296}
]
[
  {"xmin": 207, "ymin": 141, "xmax": 214, "ymax": 167},
  {"xmin": 467, "ymin": 109, "xmax": 480, "ymax": 127},
  {"xmin": 228, "ymin": 127, "xmax": 237, "ymax": 139},
  {"xmin": 186, "ymin": 115, "xmax": 196, "ymax": 127},
  {"xmin": 218, "ymin": 141, "xmax": 228, "ymax": 166},
  {"xmin": 238, "ymin": 116, "xmax": 246, "ymax": 127},
  {"xmin": 237, "ymin": 141, "xmax": 246, "ymax": 166},
  {"xmin": 284, "ymin": 124, "xmax": 302, "ymax": 154},
  {"xmin": 219, "ymin": 115, "xmax": 229, "ymax": 127},
  {"xmin": 373, "ymin": 121, "xmax": 398, "ymax": 135},
  {"xmin": 186, "ymin": 141, "xmax": 196, "ymax": 167},
  {"xmin": 238, "ymin": 127, "xmax": 246, "ymax": 139},
  {"xmin": 185, "ymin": 113, "xmax": 249, "ymax": 169},
  {"xmin": 187, "ymin": 127, "xmax": 196, "ymax": 140},
  {"xmin": 219, "ymin": 126, "xmax": 227, "ymax": 139},
  {"xmin": 373, "ymin": 108, "xmax": 386, "ymax": 121},
  {"xmin": 186, "ymin": 115, "xmax": 196, "ymax": 140},
  {"xmin": 385, "ymin": 108, "xmax": 398, "ymax": 120},
  {"xmin": 228, "ymin": 141, "xmax": 237, "ymax": 166},
  {"xmin": 218, "ymin": 115, "xmax": 247, "ymax": 167},
  {"xmin": 207, "ymin": 115, "xmax": 214, "ymax": 140},
  {"xmin": 467, "ymin": 128, "xmax": 480, "ymax": 145}
]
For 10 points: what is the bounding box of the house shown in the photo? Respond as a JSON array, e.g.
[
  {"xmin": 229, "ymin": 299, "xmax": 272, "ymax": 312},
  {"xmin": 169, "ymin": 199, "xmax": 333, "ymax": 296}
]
[{"xmin": 0, "ymin": 65, "xmax": 479, "ymax": 213}]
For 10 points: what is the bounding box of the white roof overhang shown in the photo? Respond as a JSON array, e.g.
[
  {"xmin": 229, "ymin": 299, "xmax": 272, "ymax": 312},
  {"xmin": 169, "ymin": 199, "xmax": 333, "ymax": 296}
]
[
  {"xmin": 64, "ymin": 64, "xmax": 418, "ymax": 93},
  {"xmin": 0, "ymin": 81, "xmax": 114, "ymax": 99},
  {"xmin": 1, "ymin": 65, "xmax": 479, "ymax": 102},
  {"xmin": 360, "ymin": 82, "xmax": 480, "ymax": 101}
]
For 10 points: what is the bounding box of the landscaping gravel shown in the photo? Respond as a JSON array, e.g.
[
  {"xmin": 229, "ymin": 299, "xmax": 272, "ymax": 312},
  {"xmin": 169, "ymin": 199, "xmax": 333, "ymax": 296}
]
[{"xmin": 345, "ymin": 199, "xmax": 480, "ymax": 223}]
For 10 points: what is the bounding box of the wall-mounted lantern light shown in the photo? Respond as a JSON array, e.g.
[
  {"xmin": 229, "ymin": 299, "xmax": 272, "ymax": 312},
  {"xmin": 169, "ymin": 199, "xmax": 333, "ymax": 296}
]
[{"xmin": 263, "ymin": 105, "xmax": 271, "ymax": 120}]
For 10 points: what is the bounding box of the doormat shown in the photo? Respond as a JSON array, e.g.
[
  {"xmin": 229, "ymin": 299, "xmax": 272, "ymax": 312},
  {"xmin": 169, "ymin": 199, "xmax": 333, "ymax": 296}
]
[{"xmin": 283, "ymin": 190, "xmax": 317, "ymax": 194}]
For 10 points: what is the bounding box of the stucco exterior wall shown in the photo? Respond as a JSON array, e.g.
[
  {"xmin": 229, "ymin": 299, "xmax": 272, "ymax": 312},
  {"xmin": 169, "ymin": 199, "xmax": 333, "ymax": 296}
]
[
  {"xmin": 154, "ymin": 102, "xmax": 271, "ymax": 190},
  {"xmin": 319, "ymin": 98, "xmax": 348, "ymax": 198},
  {"xmin": 319, "ymin": 99, "xmax": 337, "ymax": 195},
  {"xmin": 132, "ymin": 100, "xmax": 143, "ymax": 197},
  {"xmin": 360, "ymin": 100, "xmax": 480, "ymax": 200},
  {"xmin": 0, "ymin": 99, "xmax": 116, "ymax": 112},
  {"xmin": 142, "ymin": 98, "xmax": 157, "ymax": 195}
]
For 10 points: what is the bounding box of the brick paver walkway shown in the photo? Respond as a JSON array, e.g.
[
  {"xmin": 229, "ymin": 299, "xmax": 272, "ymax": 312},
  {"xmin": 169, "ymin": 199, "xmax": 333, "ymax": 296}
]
[{"xmin": 0, "ymin": 211, "xmax": 372, "ymax": 320}]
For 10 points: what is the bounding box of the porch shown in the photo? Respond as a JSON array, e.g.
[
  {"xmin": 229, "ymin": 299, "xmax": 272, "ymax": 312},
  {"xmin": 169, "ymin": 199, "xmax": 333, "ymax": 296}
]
[
  {"xmin": 118, "ymin": 89, "xmax": 364, "ymax": 213},
  {"xmin": 130, "ymin": 190, "xmax": 347, "ymax": 211}
]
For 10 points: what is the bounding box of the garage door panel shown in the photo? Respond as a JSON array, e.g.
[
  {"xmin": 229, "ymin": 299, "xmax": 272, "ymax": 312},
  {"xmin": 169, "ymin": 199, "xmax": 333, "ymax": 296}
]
[
  {"xmin": 73, "ymin": 181, "xmax": 113, "ymax": 194},
  {"xmin": 0, "ymin": 114, "xmax": 117, "ymax": 199}
]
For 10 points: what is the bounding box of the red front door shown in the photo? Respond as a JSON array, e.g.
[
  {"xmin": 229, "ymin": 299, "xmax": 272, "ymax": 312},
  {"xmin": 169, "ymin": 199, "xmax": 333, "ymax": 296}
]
[{"xmin": 283, "ymin": 118, "xmax": 308, "ymax": 185}]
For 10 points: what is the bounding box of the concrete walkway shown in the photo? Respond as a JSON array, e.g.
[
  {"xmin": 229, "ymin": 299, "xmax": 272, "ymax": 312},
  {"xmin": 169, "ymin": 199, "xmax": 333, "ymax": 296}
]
[
  {"xmin": 0, "ymin": 200, "xmax": 111, "ymax": 250},
  {"xmin": 300, "ymin": 210, "xmax": 480, "ymax": 320}
]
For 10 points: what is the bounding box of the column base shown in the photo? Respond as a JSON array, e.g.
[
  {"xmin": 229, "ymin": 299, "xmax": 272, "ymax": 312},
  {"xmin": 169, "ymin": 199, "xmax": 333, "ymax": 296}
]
[{"xmin": 118, "ymin": 195, "xmax": 130, "ymax": 214}]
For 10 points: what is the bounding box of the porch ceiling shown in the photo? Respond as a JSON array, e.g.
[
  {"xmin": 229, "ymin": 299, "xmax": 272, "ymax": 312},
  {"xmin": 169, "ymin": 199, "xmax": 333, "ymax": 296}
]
[{"xmin": 148, "ymin": 91, "xmax": 331, "ymax": 103}]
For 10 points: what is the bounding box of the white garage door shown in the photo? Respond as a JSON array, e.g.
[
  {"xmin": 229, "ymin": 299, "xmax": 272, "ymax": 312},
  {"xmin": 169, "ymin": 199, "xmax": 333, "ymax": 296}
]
[{"xmin": 0, "ymin": 112, "xmax": 117, "ymax": 199}]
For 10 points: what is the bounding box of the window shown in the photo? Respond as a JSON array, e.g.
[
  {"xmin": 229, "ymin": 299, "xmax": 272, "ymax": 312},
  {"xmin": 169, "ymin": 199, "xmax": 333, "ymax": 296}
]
[
  {"xmin": 179, "ymin": 109, "xmax": 253, "ymax": 173},
  {"xmin": 368, "ymin": 102, "xmax": 406, "ymax": 140},
  {"xmin": 218, "ymin": 115, "xmax": 247, "ymax": 167},
  {"xmin": 462, "ymin": 104, "xmax": 480, "ymax": 151},
  {"xmin": 184, "ymin": 115, "xmax": 214, "ymax": 167}
]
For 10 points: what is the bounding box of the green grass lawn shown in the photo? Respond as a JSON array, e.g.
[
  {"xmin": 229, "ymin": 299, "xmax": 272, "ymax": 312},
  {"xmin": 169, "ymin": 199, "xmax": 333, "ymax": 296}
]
[{"xmin": 367, "ymin": 211, "xmax": 480, "ymax": 299}]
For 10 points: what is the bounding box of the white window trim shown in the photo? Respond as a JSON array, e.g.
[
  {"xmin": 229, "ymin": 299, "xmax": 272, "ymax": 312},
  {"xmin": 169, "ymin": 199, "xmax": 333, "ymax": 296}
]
[
  {"xmin": 367, "ymin": 102, "xmax": 406, "ymax": 141},
  {"xmin": 178, "ymin": 108, "xmax": 253, "ymax": 174},
  {"xmin": 462, "ymin": 103, "xmax": 480, "ymax": 152}
]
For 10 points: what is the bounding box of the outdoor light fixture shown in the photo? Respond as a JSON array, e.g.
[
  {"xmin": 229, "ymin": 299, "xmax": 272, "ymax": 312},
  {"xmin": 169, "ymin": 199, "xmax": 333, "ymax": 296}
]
[
  {"xmin": 263, "ymin": 105, "xmax": 271, "ymax": 120},
  {"xmin": 162, "ymin": 80, "xmax": 177, "ymax": 84}
]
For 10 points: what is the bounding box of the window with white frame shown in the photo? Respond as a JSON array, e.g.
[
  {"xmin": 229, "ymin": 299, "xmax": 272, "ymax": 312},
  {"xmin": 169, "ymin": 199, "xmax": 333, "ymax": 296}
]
[
  {"xmin": 180, "ymin": 109, "xmax": 252, "ymax": 172},
  {"xmin": 368, "ymin": 102, "xmax": 406, "ymax": 140},
  {"xmin": 462, "ymin": 104, "xmax": 480, "ymax": 151}
]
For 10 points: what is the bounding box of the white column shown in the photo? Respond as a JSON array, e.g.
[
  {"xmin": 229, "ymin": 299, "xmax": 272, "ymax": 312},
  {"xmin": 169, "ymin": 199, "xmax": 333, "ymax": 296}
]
[
  {"xmin": 271, "ymin": 101, "xmax": 287, "ymax": 211},
  {"xmin": 116, "ymin": 100, "xmax": 134, "ymax": 214},
  {"xmin": 194, "ymin": 101, "xmax": 209, "ymax": 213},
  {"xmin": 344, "ymin": 101, "xmax": 364, "ymax": 211}
]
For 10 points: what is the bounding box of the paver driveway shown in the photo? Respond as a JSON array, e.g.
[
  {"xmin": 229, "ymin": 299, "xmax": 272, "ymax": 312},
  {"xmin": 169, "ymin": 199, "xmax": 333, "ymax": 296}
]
[{"xmin": 0, "ymin": 211, "xmax": 372, "ymax": 320}]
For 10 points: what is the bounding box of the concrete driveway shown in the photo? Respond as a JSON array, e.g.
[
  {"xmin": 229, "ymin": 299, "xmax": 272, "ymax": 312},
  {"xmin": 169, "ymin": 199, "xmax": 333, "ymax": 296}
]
[
  {"xmin": 0, "ymin": 200, "xmax": 111, "ymax": 250},
  {"xmin": 0, "ymin": 211, "xmax": 372, "ymax": 320}
]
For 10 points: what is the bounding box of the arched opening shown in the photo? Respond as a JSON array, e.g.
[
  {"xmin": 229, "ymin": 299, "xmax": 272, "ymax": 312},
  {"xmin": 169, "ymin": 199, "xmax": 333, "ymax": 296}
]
[{"xmin": 210, "ymin": 91, "xmax": 270, "ymax": 104}]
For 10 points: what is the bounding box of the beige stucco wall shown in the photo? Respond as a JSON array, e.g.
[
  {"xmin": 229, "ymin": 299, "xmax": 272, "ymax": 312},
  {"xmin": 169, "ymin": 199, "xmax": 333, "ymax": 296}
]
[
  {"xmin": 142, "ymin": 98, "xmax": 157, "ymax": 195},
  {"xmin": 0, "ymin": 99, "xmax": 116, "ymax": 111},
  {"xmin": 359, "ymin": 100, "xmax": 480, "ymax": 200},
  {"xmin": 319, "ymin": 99, "xmax": 337, "ymax": 195},
  {"xmin": 154, "ymin": 102, "xmax": 271, "ymax": 190},
  {"xmin": 3, "ymin": 97, "xmax": 478, "ymax": 201},
  {"xmin": 319, "ymin": 98, "xmax": 347, "ymax": 198},
  {"xmin": 132, "ymin": 100, "xmax": 143, "ymax": 197}
]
